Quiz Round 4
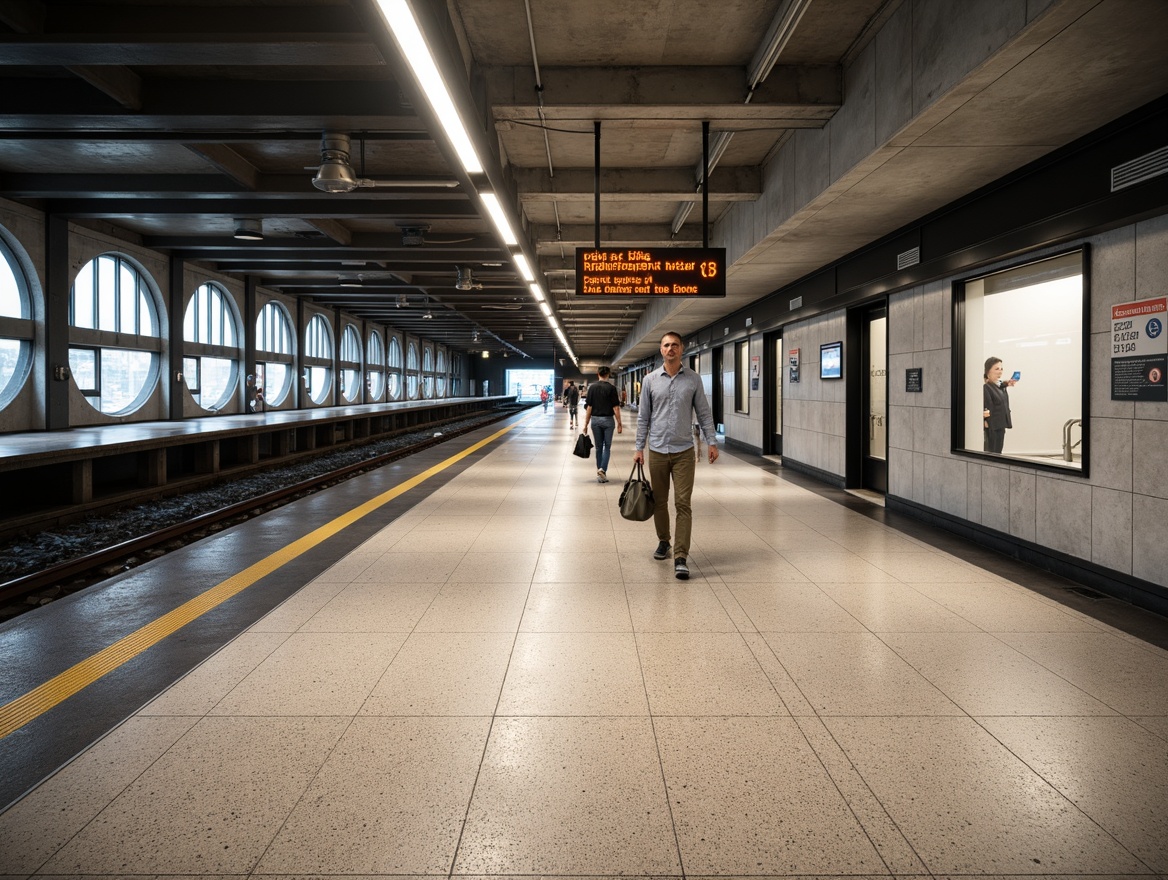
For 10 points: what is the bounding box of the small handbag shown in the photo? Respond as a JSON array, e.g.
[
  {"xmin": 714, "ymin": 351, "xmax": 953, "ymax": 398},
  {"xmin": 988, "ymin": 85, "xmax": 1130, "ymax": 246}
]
[
  {"xmin": 572, "ymin": 431, "xmax": 593, "ymax": 459},
  {"xmin": 618, "ymin": 461, "xmax": 655, "ymax": 521}
]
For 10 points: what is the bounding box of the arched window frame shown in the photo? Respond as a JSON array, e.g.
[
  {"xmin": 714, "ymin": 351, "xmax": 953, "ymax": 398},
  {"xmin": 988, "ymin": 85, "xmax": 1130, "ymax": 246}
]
[
  {"xmin": 387, "ymin": 334, "xmax": 403, "ymax": 400},
  {"xmin": 0, "ymin": 234, "xmax": 34, "ymax": 411},
  {"xmin": 303, "ymin": 312, "xmax": 334, "ymax": 405},
  {"xmin": 182, "ymin": 281, "xmax": 241, "ymax": 412},
  {"xmin": 422, "ymin": 343, "xmax": 434, "ymax": 398},
  {"xmin": 406, "ymin": 339, "xmax": 420, "ymax": 399},
  {"xmin": 339, "ymin": 322, "xmax": 362, "ymax": 403},
  {"xmin": 255, "ymin": 299, "xmax": 295, "ymax": 406},
  {"xmin": 366, "ymin": 328, "xmax": 386, "ymax": 401},
  {"xmin": 68, "ymin": 253, "xmax": 162, "ymax": 416}
]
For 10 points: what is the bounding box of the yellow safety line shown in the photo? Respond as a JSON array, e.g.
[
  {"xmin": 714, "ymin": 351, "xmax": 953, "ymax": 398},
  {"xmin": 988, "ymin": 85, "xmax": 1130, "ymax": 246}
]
[{"xmin": 0, "ymin": 419, "xmax": 527, "ymax": 741}]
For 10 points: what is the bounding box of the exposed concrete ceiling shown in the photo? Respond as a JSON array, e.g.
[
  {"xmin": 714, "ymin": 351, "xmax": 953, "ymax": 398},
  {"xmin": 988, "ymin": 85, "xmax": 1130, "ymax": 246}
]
[{"xmin": 0, "ymin": 0, "xmax": 1164, "ymax": 368}]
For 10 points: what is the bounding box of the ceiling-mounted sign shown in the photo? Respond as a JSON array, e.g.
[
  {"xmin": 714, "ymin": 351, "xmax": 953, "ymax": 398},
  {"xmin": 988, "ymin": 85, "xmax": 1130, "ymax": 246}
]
[{"xmin": 575, "ymin": 247, "xmax": 726, "ymax": 297}]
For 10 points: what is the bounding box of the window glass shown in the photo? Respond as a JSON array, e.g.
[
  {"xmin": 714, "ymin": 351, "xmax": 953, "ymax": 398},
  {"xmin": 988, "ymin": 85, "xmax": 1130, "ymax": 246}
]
[
  {"xmin": 366, "ymin": 330, "xmax": 385, "ymax": 400},
  {"xmin": 256, "ymin": 301, "xmax": 293, "ymax": 354},
  {"xmin": 305, "ymin": 314, "xmax": 332, "ymax": 359},
  {"xmin": 735, "ymin": 341, "xmax": 749, "ymax": 414},
  {"xmin": 261, "ymin": 361, "xmax": 290, "ymax": 405},
  {"xmin": 0, "ymin": 239, "xmax": 33, "ymax": 406},
  {"xmin": 341, "ymin": 325, "xmax": 361, "ymax": 402},
  {"xmin": 183, "ymin": 282, "xmax": 239, "ymax": 409},
  {"xmin": 956, "ymin": 249, "xmax": 1085, "ymax": 470},
  {"xmin": 406, "ymin": 340, "xmax": 419, "ymax": 398},
  {"xmin": 70, "ymin": 255, "xmax": 160, "ymax": 414}
]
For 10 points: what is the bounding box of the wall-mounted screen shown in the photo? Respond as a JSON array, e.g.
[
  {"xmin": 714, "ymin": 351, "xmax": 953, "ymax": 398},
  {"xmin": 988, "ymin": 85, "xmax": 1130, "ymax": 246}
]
[{"xmin": 820, "ymin": 341, "xmax": 842, "ymax": 379}]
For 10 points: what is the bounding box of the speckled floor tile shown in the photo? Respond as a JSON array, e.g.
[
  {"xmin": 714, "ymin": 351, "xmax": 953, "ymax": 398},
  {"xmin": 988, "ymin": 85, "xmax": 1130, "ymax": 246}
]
[
  {"xmin": 352, "ymin": 550, "xmax": 466, "ymax": 583},
  {"xmin": 728, "ymin": 582, "xmax": 865, "ymax": 632},
  {"xmin": 637, "ymin": 632, "xmax": 788, "ymax": 715},
  {"xmin": 38, "ymin": 717, "xmax": 348, "ymax": 875},
  {"xmin": 826, "ymin": 716, "xmax": 1147, "ymax": 875},
  {"xmin": 297, "ymin": 581, "xmax": 442, "ymax": 632},
  {"xmin": 519, "ymin": 581, "xmax": 632, "ymax": 632},
  {"xmin": 881, "ymin": 631, "xmax": 1117, "ymax": 716},
  {"xmin": 361, "ymin": 631, "xmax": 515, "ymax": 715},
  {"xmin": 255, "ymin": 717, "xmax": 489, "ymax": 874},
  {"xmin": 137, "ymin": 631, "xmax": 288, "ymax": 716},
  {"xmin": 762, "ymin": 631, "xmax": 961, "ymax": 716},
  {"xmin": 246, "ymin": 578, "xmax": 349, "ymax": 632},
  {"xmin": 781, "ymin": 551, "xmax": 900, "ymax": 583},
  {"xmin": 625, "ymin": 582, "xmax": 738, "ymax": 632},
  {"xmin": 0, "ymin": 717, "xmax": 197, "ymax": 875},
  {"xmin": 655, "ymin": 716, "xmax": 888, "ymax": 875},
  {"xmin": 497, "ymin": 631, "xmax": 648, "ymax": 715},
  {"xmin": 996, "ymin": 631, "xmax": 1168, "ymax": 715},
  {"xmin": 533, "ymin": 546, "xmax": 628, "ymax": 582},
  {"xmin": 448, "ymin": 550, "xmax": 540, "ymax": 582},
  {"xmin": 1133, "ymin": 715, "xmax": 1168, "ymax": 740},
  {"xmin": 981, "ymin": 716, "xmax": 1168, "ymax": 871},
  {"xmin": 816, "ymin": 581, "xmax": 983, "ymax": 633},
  {"xmin": 413, "ymin": 581, "xmax": 530, "ymax": 632},
  {"xmin": 453, "ymin": 717, "xmax": 680, "ymax": 875},
  {"xmin": 911, "ymin": 580, "xmax": 1104, "ymax": 632},
  {"xmin": 208, "ymin": 631, "xmax": 404, "ymax": 715}
]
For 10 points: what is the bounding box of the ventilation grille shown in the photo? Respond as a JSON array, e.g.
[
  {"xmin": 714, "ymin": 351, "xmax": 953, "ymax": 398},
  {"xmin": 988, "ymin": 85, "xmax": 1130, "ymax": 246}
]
[
  {"xmin": 897, "ymin": 247, "xmax": 920, "ymax": 270},
  {"xmin": 789, "ymin": 295, "xmax": 803, "ymax": 310},
  {"xmin": 1111, "ymin": 145, "xmax": 1168, "ymax": 192}
]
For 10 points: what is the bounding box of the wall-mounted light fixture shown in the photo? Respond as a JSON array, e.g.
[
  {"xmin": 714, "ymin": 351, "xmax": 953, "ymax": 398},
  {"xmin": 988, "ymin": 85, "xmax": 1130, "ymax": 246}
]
[{"xmin": 233, "ymin": 218, "xmax": 264, "ymax": 241}]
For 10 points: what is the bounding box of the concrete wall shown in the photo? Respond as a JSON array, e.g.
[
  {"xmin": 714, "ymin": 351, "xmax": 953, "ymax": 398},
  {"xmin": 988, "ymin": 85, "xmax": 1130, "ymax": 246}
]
[
  {"xmin": 775, "ymin": 311, "xmax": 848, "ymax": 479},
  {"xmin": 889, "ymin": 213, "xmax": 1168, "ymax": 589}
]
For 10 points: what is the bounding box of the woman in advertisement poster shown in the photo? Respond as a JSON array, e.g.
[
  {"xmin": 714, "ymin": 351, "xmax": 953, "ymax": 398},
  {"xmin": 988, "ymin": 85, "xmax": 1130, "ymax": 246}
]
[{"xmin": 982, "ymin": 356, "xmax": 1018, "ymax": 453}]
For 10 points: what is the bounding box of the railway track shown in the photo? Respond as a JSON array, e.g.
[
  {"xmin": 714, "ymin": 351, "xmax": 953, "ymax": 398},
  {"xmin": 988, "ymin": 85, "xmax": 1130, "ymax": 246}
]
[{"xmin": 0, "ymin": 406, "xmax": 528, "ymax": 619}]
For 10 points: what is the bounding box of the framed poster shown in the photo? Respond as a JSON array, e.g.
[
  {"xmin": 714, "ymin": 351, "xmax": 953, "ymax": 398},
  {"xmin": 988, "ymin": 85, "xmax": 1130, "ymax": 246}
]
[{"xmin": 820, "ymin": 341, "xmax": 842, "ymax": 379}]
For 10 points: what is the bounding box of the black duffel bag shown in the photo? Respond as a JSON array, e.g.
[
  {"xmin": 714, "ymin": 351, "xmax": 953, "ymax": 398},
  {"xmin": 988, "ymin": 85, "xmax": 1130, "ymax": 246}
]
[
  {"xmin": 618, "ymin": 461, "xmax": 655, "ymax": 521},
  {"xmin": 572, "ymin": 431, "xmax": 593, "ymax": 459}
]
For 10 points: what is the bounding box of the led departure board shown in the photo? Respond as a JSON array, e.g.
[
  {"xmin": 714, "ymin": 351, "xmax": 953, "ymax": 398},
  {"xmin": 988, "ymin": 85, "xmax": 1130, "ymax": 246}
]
[{"xmin": 575, "ymin": 247, "xmax": 726, "ymax": 297}]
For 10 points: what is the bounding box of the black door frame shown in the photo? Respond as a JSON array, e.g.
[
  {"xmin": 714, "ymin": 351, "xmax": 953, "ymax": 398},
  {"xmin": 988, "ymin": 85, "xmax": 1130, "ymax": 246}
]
[
  {"xmin": 846, "ymin": 301, "xmax": 888, "ymax": 491},
  {"xmin": 763, "ymin": 328, "xmax": 783, "ymax": 455}
]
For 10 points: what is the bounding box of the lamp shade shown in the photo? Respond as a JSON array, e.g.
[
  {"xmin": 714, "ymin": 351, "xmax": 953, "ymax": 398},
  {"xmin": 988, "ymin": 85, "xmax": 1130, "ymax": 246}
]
[{"xmin": 233, "ymin": 218, "xmax": 264, "ymax": 240}]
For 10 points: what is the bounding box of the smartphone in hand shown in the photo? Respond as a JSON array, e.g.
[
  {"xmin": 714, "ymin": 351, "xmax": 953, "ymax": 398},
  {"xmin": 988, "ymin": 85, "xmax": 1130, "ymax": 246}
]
[{"xmin": 1011, "ymin": 371, "xmax": 1021, "ymax": 381}]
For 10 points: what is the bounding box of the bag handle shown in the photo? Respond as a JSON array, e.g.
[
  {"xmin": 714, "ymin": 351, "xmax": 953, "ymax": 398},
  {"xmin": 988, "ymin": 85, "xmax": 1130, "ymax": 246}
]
[{"xmin": 626, "ymin": 460, "xmax": 647, "ymax": 483}]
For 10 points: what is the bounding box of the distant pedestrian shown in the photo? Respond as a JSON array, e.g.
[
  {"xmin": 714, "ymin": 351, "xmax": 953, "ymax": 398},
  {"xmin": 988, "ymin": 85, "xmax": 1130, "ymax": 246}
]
[
  {"xmin": 540, "ymin": 386, "xmax": 549, "ymax": 411},
  {"xmin": 634, "ymin": 331, "xmax": 718, "ymax": 580},
  {"xmin": 564, "ymin": 381, "xmax": 580, "ymax": 429},
  {"xmin": 583, "ymin": 366, "xmax": 622, "ymax": 483}
]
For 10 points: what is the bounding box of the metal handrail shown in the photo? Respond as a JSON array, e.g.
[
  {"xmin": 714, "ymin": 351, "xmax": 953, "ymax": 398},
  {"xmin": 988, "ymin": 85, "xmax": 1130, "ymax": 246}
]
[{"xmin": 1062, "ymin": 418, "xmax": 1082, "ymax": 461}]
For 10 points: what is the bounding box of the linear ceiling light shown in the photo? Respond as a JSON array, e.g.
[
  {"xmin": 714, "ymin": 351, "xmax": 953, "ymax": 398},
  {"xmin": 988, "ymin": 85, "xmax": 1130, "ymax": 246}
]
[
  {"xmin": 373, "ymin": 0, "xmax": 483, "ymax": 175},
  {"xmin": 513, "ymin": 252, "xmax": 535, "ymax": 282},
  {"xmin": 479, "ymin": 192, "xmax": 518, "ymax": 246},
  {"xmin": 539, "ymin": 301, "xmax": 552, "ymax": 316},
  {"xmin": 528, "ymin": 283, "xmax": 545, "ymax": 302}
]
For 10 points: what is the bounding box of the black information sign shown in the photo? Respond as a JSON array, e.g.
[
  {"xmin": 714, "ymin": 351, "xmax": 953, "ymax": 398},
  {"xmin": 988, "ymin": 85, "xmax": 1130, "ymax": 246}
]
[
  {"xmin": 906, "ymin": 367, "xmax": 923, "ymax": 393},
  {"xmin": 575, "ymin": 247, "xmax": 726, "ymax": 297}
]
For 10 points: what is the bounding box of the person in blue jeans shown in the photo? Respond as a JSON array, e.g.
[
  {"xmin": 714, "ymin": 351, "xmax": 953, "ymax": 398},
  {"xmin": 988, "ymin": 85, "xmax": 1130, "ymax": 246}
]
[{"xmin": 583, "ymin": 365, "xmax": 623, "ymax": 483}]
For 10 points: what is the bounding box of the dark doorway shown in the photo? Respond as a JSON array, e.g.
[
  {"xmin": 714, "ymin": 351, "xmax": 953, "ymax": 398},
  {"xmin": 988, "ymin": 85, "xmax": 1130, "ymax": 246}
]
[
  {"xmin": 711, "ymin": 346, "xmax": 724, "ymax": 430},
  {"xmin": 860, "ymin": 304, "xmax": 888, "ymax": 492},
  {"xmin": 764, "ymin": 330, "xmax": 783, "ymax": 455}
]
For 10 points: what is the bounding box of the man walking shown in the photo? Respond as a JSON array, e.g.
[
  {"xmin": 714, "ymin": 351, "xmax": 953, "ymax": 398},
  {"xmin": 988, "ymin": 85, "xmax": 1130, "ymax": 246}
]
[
  {"xmin": 633, "ymin": 331, "xmax": 718, "ymax": 580},
  {"xmin": 564, "ymin": 380, "xmax": 580, "ymax": 429},
  {"xmin": 583, "ymin": 365, "xmax": 622, "ymax": 483}
]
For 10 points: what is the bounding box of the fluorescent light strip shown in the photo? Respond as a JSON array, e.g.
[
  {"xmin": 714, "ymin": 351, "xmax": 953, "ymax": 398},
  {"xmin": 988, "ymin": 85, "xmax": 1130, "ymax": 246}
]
[
  {"xmin": 514, "ymin": 253, "xmax": 535, "ymax": 282},
  {"xmin": 375, "ymin": 0, "xmax": 483, "ymax": 175},
  {"xmin": 480, "ymin": 192, "xmax": 518, "ymax": 246},
  {"xmin": 528, "ymin": 283, "xmax": 545, "ymax": 302},
  {"xmin": 539, "ymin": 301, "xmax": 552, "ymax": 316}
]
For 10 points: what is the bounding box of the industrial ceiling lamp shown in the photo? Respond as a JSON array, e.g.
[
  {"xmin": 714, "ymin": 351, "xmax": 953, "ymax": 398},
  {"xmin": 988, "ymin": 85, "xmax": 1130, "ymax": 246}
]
[
  {"xmin": 312, "ymin": 133, "xmax": 362, "ymax": 193},
  {"xmin": 233, "ymin": 218, "xmax": 264, "ymax": 240}
]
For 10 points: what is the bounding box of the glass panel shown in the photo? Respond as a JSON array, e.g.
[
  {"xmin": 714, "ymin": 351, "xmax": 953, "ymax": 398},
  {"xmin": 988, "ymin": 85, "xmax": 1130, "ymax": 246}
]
[
  {"xmin": 407, "ymin": 373, "xmax": 418, "ymax": 398},
  {"xmin": 423, "ymin": 376, "xmax": 433, "ymax": 398},
  {"xmin": 367, "ymin": 369, "xmax": 384, "ymax": 400},
  {"xmin": 97, "ymin": 256, "xmax": 117, "ymax": 331},
  {"xmin": 200, "ymin": 356, "xmax": 235, "ymax": 408},
  {"xmin": 959, "ymin": 250, "xmax": 1084, "ymax": 468},
  {"xmin": 68, "ymin": 347, "xmax": 97, "ymax": 391},
  {"xmin": 0, "ymin": 254, "xmax": 22, "ymax": 317},
  {"xmin": 773, "ymin": 337, "xmax": 782, "ymax": 436},
  {"xmin": 0, "ymin": 338, "xmax": 24, "ymax": 394},
  {"xmin": 342, "ymin": 367, "xmax": 360, "ymax": 402},
  {"xmin": 307, "ymin": 365, "xmax": 330, "ymax": 403},
  {"xmin": 119, "ymin": 262, "xmax": 137, "ymax": 332},
  {"xmin": 867, "ymin": 317, "xmax": 887, "ymax": 461},
  {"xmin": 436, "ymin": 376, "xmax": 445, "ymax": 397},
  {"xmin": 388, "ymin": 336, "xmax": 402, "ymax": 368},
  {"xmin": 183, "ymin": 356, "xmax": 200, "ymax": 392},
  {"xmin": 72, "ymin": 260, "xmax": 94, "ymax": 328},
  {"xmin": 262, "ymin": 361, "xmax": 290, "ymax": 405},
  {"xmin": 98, "ymin": 347, "xmax": 154, "ymax": 414},
  {"xmin": 256, "ymin": 302, "xmax": 292, "ymax": 354},
  {"xmin": 407, "ymin": 341, "xmax": 418, "ymax": 369},
  {"xmin": 387, "ymin": 371, "xmax": 401, "ymax": 400},
  {"xmin": 367, "ymin": 331, "xmax": 384, "ymax": 367}
]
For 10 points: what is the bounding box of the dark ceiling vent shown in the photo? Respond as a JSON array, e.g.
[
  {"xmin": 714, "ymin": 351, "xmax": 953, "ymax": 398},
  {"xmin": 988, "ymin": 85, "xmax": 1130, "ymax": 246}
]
[
  {"xmin": 401, "ymin": 226, "xmax": 429, "ymax": 246},
  {"xmin": 1111, "ymin": 145, "xmax": 1168, "ymax": 192}
]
